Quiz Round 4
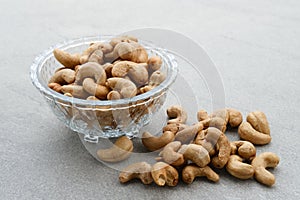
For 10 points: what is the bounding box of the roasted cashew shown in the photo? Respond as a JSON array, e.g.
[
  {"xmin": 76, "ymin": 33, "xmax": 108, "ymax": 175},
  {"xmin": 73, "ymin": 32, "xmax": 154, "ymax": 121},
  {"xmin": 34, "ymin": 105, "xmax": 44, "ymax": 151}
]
[
  {"xmin": 75, "ymin": 62, "xmax": 106, "ymax": 85},
  {"xmin": 158, "ymin": 141, "xmax": 184, "ymax": 166},
  {"xmin": 119, "ymin": 162, "xmax": 153, "ymax": 184},
  {"xmin": 151, "ymin": 162, "xmax": 179, "ymax": 186},
  {"xmin": 246, "ymin": 111, "xmax": 270, "ymax": 134},
  {"xmin": 61, "ymin": 85, "xmax": 89, "ymax": 98},
  {"xmin": 175, "ymin": 123, "xmax": 204, "ymax": 144},
  {"xmin": 80, "ymin": 42, "xmax": 113, "ymax": 64},
  {"xmin": 162, "ymin": 123, "xmax": 188, "ymax": 135},
  {"xmin": 178, "ymin": 144, "xmax": 210, "ymax": 167},
  {"xmin": 111, "ymin": 61, "xmax": 148, "ymax": 85},
  {"xmin": 251, "ymin": 152, "xmax": 280, "ymax": 186},
  {"xmin": 142, "ymin": 131, "xmax": 175, "ymax": 151},
  {"xmin": 227, "ymin": 108, "xmax": 243, "ymax": 127},
  {"xmin": 140, "ymin": 71, "xmax": 166, "ymax": 93},
  {"xmin": 102, "ymin": 63, "xmax": 113, "ymax": 78},
  {"xmin": 194, "ymin": 129, "xmax": 216, "ymax": 156},
  {"xmin": 167, "ymin": 105, "xmax": 187, "ymax": 124},
  {"xmin": 48, "ymin": 82, "xmax": 62, "ymax": 93},
  {"xmin": 226, "ymin": 155, "xmax": 254, "ymax": 179},
  {"xmin": 82, "ymin": 78, "xmax": 109, "ymax": 100},
  {"xmin": 109, "ymin": 35, "xmax": 138, "ymax": 47},
  {"xmin": 197, "ymin": 109, "xmax": 209, "ymax": 121},
  {"xmin": 53, "ymin": 49, "xmax": 81, "ymax": 69},
  {"xmin": 107, "ymin": 91, "xmax": 121, "ymax": 100},
  {"xmin": 238, "ymin": 122, "xmax": 271, "ymax": 145},
  {"xmin": 182, "ymin": 165, "xmax": 219, "ymax": 184},
  {"xmin": 49, "ymin": 68, "xmax": 75, "ymax": 84},
  {"xmin": 209, "ymin": 109, "xmax": 229, "ymax": 124},
  {"xmin": 106, "ymin": 78, "xmax": 137, "ymax": 98},
  {"xmin": 230, "ymin": 141, "xmax": 256, "ymax": 160},
  {"xmin": 201, "ymin": 117, "xmax": 227, "ymax": 133},
  {"xmin": 147, "ymin": 56, "xmax": 162, "ymax": 71},
  {"xmin": 97, "ymin": 136, "xmax": 133, "ymax": 162}
]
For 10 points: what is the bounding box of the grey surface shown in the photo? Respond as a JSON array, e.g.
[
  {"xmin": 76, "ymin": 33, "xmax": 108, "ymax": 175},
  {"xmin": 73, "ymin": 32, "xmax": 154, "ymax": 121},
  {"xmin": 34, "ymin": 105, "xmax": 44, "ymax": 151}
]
[{"xmin": 1, "ymin": 0, "xmax": 300, "ymax": 199}]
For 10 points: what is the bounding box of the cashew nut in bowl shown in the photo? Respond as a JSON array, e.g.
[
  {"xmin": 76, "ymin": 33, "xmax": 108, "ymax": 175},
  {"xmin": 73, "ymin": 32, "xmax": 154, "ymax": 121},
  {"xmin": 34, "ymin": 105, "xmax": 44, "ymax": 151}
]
[
  {"xmin": 140, "ymin": 71, "xmax": 166, "ymax": 93},
  {"xmin": 158, "ymin": 141, "xmax": 184, "ymax": 166},
  {"xmin": 238, "ymin": 122, "xmax": 271, "ymax": 145},
  {"xmin": 182, "ymin": 164, "xmax": 219, "ymax": 184},
  {"xmin": 151, "ymin": 162, "xmax": 179, "ymax": 187},
  {"xmin": 167, "ymin": 105, "xmax": 188, "ymax": 124},
  {"xmin": 80, "ymin": 42, "xmax": 113, "ymax": 64},
  {"xmin": 48, "ymin": 68, "xmax": 75, "ymax": 85},
  {"xmin": 97, "ymin": 136, "xmax": 133, "ymax": 162},
  {"xmin": 178, "ymin": 144, "xmax": 210, "ymax": 167},
  {"xmin": 119, "ymin": 162, "xmax": 153, "ymax": 184},
  {"xmin": 142, "ymin": 131, "xmax": 175, "ymax": 151},
  {"xmin": 48, "ymin": 82, "xmax": 62, "ymax": 93},
  {"xmin": 74, "ymin": 62, "xmax": 107, "ymax": 85},
  {"xmin": 230, "ymin": 141, "xmax": 256, "ymax": 160},
  {"xmin": 226, "ymin": 155, "xmax": 254, "ymax": 179},
  {"xmin": 109, "ymin": 35, "xmax": 138, "ymax": 47},
  {"xmin": 147, "ymin": 56, "xmax": 162, "ymax": 71},
  {"xmin": 86, "ymin": 96, "xmax": 99, "ymax": 101},
  {"xmin": 107, "ymin": 91, "xmax": 121, "ymax": 100},
  {"xmin": 251, "ymin": 152, "xmax": 280, "ymax": 186},
  {"xmin": 61, "ymin": 85, "xmax": 89, "ymax": 98},
  {"xmin": 106, "ymin": 78, "xmax": 137, "ymax": 98},
  {"xmin": 82, "ymin": 78, "xmax": 109, "ymax": 100},
  {"xmin": 111, "ymin": 61, "xmax": 148, "ymax": 86},
  {"xmin": 246, "ymin": 111, "xmax": 270, "ymax": 135},
  {"xmin": 53, "ymin": 49, "xmax": 81, "ymax": 69}
]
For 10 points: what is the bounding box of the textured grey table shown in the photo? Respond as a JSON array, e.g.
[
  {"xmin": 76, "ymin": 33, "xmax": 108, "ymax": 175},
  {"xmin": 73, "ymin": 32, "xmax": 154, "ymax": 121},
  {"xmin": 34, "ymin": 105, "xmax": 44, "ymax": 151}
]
[{"xmin": 1, "ymin": 0, "xmax": 300, "ymax": 199}]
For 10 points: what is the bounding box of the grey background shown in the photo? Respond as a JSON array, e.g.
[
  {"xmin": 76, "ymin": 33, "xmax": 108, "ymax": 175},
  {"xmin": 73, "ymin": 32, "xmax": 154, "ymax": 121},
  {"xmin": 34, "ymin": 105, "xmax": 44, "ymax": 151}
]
[{"xmin": 1, "ymin": 0, "xmax": 300, "ymax": 199}]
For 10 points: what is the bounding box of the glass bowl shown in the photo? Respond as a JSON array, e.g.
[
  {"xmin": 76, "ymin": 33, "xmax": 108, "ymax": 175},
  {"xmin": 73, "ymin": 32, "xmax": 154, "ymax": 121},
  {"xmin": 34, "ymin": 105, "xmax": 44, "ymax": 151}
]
[{"xmin": 30, "ymin": 35, "xmax": 178, "ymax": 142}]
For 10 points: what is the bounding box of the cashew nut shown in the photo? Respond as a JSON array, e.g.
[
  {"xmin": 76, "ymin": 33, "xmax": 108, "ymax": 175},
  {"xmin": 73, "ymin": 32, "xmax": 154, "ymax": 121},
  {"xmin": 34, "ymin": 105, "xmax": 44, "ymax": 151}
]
[
  {"xmin": 97, "ymin": 136, "xmax": 133, "ymax": 162},
  {"xmin": 158, "ymin": 141, "xmax": 184, "ymax": 166},
  {"xmin": 106, "ymin": 78, "xmax": 137, "ymax": 98},
  {"xmin": 53, "ymin": 49, "xmax": 81, "ymax": 69},
  {"xmin": 142, "ymin": 131, "xmax": 175, "ymax": 151},
  {"xmin": 109, "ymin": 35, "xmax": 138, "ymax": 47},
  {"xmin": 246, "ymin": 111, "xmax": 270, "ymax": 135},
  {"xmin": 175, "ymin": 123, "xmax": 204, "ymax": 144},
  {"xmin": 251, "ymin": 152, "xmax": 280, "ymax": 186},
  {"xmin": 178, "ymin": 144, "xmax": 210, "ymax": 167},
  {"xmin": 61, "ymin": 85, "xmax": 89, "ymax": 98},
  {"xmin": 227, "ymin": 108, "xmax": 243, "ymax": 127},
  {"xmin": 86, "ymin": 96, "xmax": 99, "ymax": 101},
  {"xmin": 102, "ymin": 63, "xmax": 114, "ymax": 78},
  {"xmin": 80, "ymin": 42, "xmax": 113, "ymax": 64},
  {"xmin": 82, "ymin": 78, "xmax": 109, "ymax": 100},
  {"xmin": 238, "ymin": 122, "xmax": 271, "ymax": 145},
  {"xmin": 75, "ymin": 62, "xmax": 107, "ymax": 85},
  {"xmin": 111, "ymin": 61, "xmax": 148, "ymax": 85},
  {"xmin": 230, "ymin": 141, "xmax": 256, "ymax": 160},
  {"xmin": 151, "ymin": 162, "xmax": 179, "ymax": 186},
  {"xmin": 167, "ymin": 105, "xmax": 187, "ymax": 124},
  {"xmin": 194, "ymin": 129, "xmax": 216, "ymax": 156},
  {"xmin": 107, "ymin": 91, "xmax": 121, "ymax": 100},
  {"xmin": 147, "ymin": 56, "xmax": 162, "ymax": 71},
  {"xmin": 119, "ymin": 162, "xmax": 153, "ymax": 184},
  {"xmin": 182, "ymin": 165, "xmax": 219, "ymax": 184},
  {"xmin": 162, "ymin": 123, "xmax": 188, "ymax": 135},
  {"xmin": 140, "ymin": 71, "xmax": 166, "ymax": 93},
  {"xmin": 201, "ymin": 117, "xmax": 227, "ymax": 133},
  {"xmin": 226, "ymin": 155, "xmax": 254, "ymax": 179},
  {"xmin": 197, "ymin": 109, "xmax": 209, "ymax": 121},
  {"xmin": 48, "ymin": 82, "xmax": 62, "ymax": 93},
  {"xmin": 49, "ymin": 68, "xmax": 75, "ymax": 84},
  {"xmin": 209, "ymin": 109, "xmax": 229, "ymax": 124}
]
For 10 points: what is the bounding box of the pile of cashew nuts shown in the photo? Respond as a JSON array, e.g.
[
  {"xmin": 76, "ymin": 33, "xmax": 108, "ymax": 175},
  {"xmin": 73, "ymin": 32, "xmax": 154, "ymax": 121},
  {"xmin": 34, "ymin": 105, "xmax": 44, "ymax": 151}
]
[
  {"xmin": 48, "ymin": 35, "xmax": 166, "ymax": 100},
  {"xmin": 98, "ymin": 106, "xmax": 280, "ymax": 187}
]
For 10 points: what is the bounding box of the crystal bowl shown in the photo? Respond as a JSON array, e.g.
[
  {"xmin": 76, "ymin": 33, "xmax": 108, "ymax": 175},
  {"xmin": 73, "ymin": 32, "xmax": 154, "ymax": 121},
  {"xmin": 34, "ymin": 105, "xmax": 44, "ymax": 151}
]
[{"xmin": 30, "ymin": 36, "xmax": 178, "ymax": 142}]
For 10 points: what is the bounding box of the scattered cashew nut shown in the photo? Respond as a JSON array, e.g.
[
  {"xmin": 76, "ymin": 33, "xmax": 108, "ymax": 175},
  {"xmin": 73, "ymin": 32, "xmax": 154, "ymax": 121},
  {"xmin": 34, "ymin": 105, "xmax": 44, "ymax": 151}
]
[
  {"xmin": 230, "ymin": 141, "xmax": 256, "ymax": 160},
  {"xmin": 142, "ymin": 131, "xmax": 175, "ymax": 151},
  {"xmin": 226, "ymin": 155, "xmax": 254, "ymax": 179},
  {"xmin": 238, "ymin": 122, "xmax": 271, "ymax": 145},
  {"xmin": 182, "ymin": 164, "xmax": 219, "ymax": 184},
  {"xmin": 151, "ymin": 162, "xmax": 179, "ymax": 186},
  {"xmin": 119, "ymin": 162, "xmax": 153, "ymax": 184},
  {"xmin": 158, "ymin": 141, "xmax": 185, "ymax": 166},
  {"xmin": 178, "ymin": 144, "xmax": 210, "ymax": 167},
  {"xmin": 247, "ymin": 111, "xmax": 270, "ymax": 135},
  {"xmin": 167, "ymin": 105, "xmax": 187, "ymax": 124}
]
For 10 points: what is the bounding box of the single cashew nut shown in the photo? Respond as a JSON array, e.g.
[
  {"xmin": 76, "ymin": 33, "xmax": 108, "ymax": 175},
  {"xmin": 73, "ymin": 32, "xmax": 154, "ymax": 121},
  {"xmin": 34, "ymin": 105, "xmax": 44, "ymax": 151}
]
[
  {"xmin": 151, "ymin": 162, "xmax": 179, "ymax": 186},
  {"xmin": 106, "ymin": 78, "xmax": 137, "ymax": 98},
  {"xmin": 227, "ymin": 108, "xmax": 243, "ymax": 127},
  {"xmin": 226, "ymin": 155, "xmax": 254, "ymax": 179},
  {"xmin": 178, "ymin": 144, "xmax": 210, "ymax": 167},
  {"xmin": 61, "ymin": 85, "xmax": 89, "ymax": 98},
  {"xmin": 112, "ymin": 61, "xmax": 148, "ymax": 85},
  {"xmin": 175, "ymin": 123, "xmax": 204, "ymax": 144},
  {"xmin": 147, "ymin": 56, "xmax": 162, "ymax": 71},
  {"xmin": 49, "ymin": 68, "xmax": 75, "ymax": 84},
  {"xmin": 80, "ymin": 42, "xmax": 113, "ymax": 64},
  {"xmin": 48, "ymin": 82, "xmax": 62, "ymax": 93},
  {"xmin": 238, "ymin": 122, "xmax": 271, "ymax": 145},
  {"xmin": 75, "ymin": 62, "xmax": 107, "ymax": 85},
  {"xmin": 97, "ymin": 136, "xmax": 133, "ymax": 162},
  {"xmin": 201, "ymin": 117, "xmax": 227, "ymax": 133},
  {"xmin": 230, "ymin": 141, "xmax": 256, "ymax": 160},
  {"xmin": 197, "ymin": 109, "xmax": 209, "ymax": 121},
  {"xmin": 247, "ymin": 111, "xmax": 270, "ymax": 135},
  {"xmin": 53, "ymin": 49, "xmax": 81, "ymax": 69},
  {"xmin": 251, "ymin": 152, "xmax": 280, "ymax": 186},
  {"xmin": 167, "ymin": 105, "xmax": 188, "ymax": 124},
  {"xmin": 140, "ymin": 70, "xmax": 166, "ymax": 93},
  {"xmin": 158, "ymin": 141, "xmax": 185, "ymax": 166},
  {"xmin": 102, "ymin": 63, "xmax": 114, "ymax": 78},
  {"xmin": 209, "ymin": 109, "xmax": 229, "ymax": 124},
  {"xmin": 162, "ymin": 123, "xmax": 188, "ymax": 135},
  {"xmin": 82, "ymin": 78, "xmax": 109, "ymax": 100},
  {"xmin": 119, "ymin": 162, "xmax": 153, "ymax": 184},
  {"xmin": 142, "ymin": 131, "xmax": 175, "ymax": 151},
  {"xmin": 182, "ymin": 165, "xmax": 219, "ymax": 184}
]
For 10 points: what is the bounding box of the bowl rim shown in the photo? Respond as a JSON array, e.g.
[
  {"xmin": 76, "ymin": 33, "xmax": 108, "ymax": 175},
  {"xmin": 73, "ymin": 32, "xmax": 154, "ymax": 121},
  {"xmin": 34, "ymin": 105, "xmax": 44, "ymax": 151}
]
[{"xmin": 30, "ymin": 35, "xmax": 178, "ymax": 107}]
